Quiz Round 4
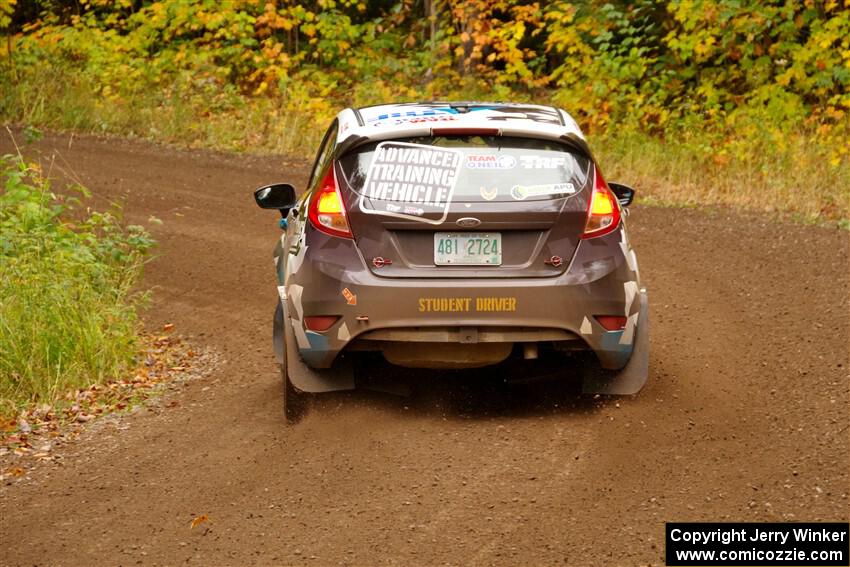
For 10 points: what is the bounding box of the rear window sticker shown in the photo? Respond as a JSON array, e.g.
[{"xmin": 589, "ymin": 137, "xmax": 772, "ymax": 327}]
[
  {"xmin": 480, "ymin": 186, "xmax": 498, "ymax": 201},
  {"xmin": 465, "ymin": 154, "xmax": 517, "ymax": 169},
  {"xmin": 359, "ymin": 141, "xmax": 463, "ymax": 225},
  {"xmin": 510, "ymin": 182, "xmax": 576, "ymax": 200},
  {"xmin": 519, "ymin": 155, "xmax": 567, "ymax": 169},
  {"xmin": 385, "ymin": 202, "xmax": 425, "ymax": 216}
]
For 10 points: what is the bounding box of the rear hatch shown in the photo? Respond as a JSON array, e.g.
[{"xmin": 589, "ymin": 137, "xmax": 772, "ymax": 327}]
[{"xmin": 336, "ymin": 135, "xmax": 592, "ymax": 278}]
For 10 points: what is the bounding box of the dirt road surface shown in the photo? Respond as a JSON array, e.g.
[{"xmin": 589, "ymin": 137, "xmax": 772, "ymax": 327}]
[{"xmin": 1, "ymin": 133, "xmax": 848, "ymax": 566}]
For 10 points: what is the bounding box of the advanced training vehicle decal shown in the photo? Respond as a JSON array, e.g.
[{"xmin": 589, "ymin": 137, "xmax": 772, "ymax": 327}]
[{"xmin": 358, "ymin": 141, "xmax": 463, "ymax": 225}]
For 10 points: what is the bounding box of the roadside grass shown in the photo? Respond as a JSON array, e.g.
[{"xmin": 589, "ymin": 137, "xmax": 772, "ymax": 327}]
[
  {"xmin": 596, "ymin": 128, "xmax": 850, "ymax": 224},
  {"xmin": 0, "ymin": 152, "xmax": 155, "ymax": 418},
  {"xmin": 2, "ymin": 66, "xmax": 847, "ymax": 226},
  {"xmin": 3, "ymin": 66, "xmax": 325, "ymax": 155}
]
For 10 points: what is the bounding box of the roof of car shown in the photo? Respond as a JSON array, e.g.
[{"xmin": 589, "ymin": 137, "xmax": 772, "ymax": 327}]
[{"xmin": 335, "ymin": 102, "xmax": 586, "ymax": 151}]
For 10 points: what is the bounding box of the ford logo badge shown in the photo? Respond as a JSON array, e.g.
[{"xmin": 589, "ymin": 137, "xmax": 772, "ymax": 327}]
[{"xmin": 456, "ymin": 217, "xmax": 481, "ymax": 228}]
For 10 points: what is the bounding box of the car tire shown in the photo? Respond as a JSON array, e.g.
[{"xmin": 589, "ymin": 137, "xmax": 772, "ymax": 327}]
[
  {"xmin": 281, "ymin": 363, "xmax": 307, "ymax": 424},
  {"xmin": 275, "ymin": 302, "xmax": 308, "ymax": 424}
]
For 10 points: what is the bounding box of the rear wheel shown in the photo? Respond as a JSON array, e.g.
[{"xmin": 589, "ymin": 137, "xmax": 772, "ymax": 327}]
[
  {"xmin": 275, "ymin": 302, "xmax": 308, "ymax": 423},
  {"xmin": 281, "ymin": 363, "xmax": 307, "ymax": 424}
]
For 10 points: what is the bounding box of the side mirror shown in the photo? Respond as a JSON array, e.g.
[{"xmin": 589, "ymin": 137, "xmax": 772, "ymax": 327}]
[
  {"xmin": 608, "ymin": 182, "xmax": 635, "ymax": 207},
  {"xmin": 254, "ymin": 183, "xmax": 297, "ymax": 212}
]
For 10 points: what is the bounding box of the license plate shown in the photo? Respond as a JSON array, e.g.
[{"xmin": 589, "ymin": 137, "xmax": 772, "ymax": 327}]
[{"xmin": 434, "ymin": 233, "xmax": 502, "ymax": 266}]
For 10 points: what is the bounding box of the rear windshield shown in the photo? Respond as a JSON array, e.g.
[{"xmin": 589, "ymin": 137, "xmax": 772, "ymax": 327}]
[{"xmin": 338, "ymin": 136, "xmax": 591, "ymax": 203}]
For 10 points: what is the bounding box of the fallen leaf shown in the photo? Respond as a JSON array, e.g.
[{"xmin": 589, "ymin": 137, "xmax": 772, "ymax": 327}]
[
  {"xmin": 190, "ymin": 515, "xmax": 209, "ymax": 529},
  {"xmin": 8, "ymin": 467, "xmax": 25, "ymax": 477}
]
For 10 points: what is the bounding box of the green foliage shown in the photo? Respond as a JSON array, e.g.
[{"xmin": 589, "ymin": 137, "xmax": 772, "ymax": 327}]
[
  {"xmin": 1, "ymin": 0, "xmax": 848, "ymax": 221},
  {"xmin": 0, "ymin": 0, "xmax": 15, "ymax": 29},
  {"xmin": 0, "ymin": 154, "xmax": 155, "ymax": 415}
]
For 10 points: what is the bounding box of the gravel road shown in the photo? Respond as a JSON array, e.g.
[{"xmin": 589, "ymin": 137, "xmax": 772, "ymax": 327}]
[{"xmin": 1, "ymin": 133, "xmax": 847, "ymax": 566}]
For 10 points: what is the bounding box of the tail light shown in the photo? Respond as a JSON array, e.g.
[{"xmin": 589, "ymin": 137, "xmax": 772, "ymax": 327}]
[
  {"xmin": 308, "ymin": 164, "xmax": 352, "ymax": 238},
  {"xmin": 581, "ymin": 166, "xmax": 621, "ymax": 239}
]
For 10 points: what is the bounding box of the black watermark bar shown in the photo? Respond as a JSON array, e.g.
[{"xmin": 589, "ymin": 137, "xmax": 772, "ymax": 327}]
[{"xmin": 666, "ymin": 523, "xmax": 849, "ymax": 566}]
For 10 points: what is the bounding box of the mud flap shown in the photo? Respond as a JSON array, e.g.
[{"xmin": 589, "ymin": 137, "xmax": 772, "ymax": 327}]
[
  {"xmin": 285, "ymin": 325, "xmax": 355, "ymax": 393},
  {"xmin": 582, "ymin": 292, "xmax": 649, "ymax": 395},
  {"xmin": 275, "ymin": 300, "xmax": 355, "ymax": 393}
]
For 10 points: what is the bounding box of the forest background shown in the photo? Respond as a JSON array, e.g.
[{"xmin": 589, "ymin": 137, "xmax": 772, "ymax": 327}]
[{"xmin": 1, "ymin": 0, "xmax": 848, "ymax": 223}]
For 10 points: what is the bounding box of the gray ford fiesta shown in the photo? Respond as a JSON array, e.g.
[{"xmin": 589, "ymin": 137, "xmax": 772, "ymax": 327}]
[{"xmin": 254, "ymin": 102, "xmax": 649, "ymax": 420}]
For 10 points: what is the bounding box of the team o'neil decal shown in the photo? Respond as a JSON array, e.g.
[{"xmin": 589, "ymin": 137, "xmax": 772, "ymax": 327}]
[
  {"xmin": 359, "ymin": 141, "xmax": 463, "ymax": 225},
  {"xmin": 465, "ymin": 154, "xmax": 516, "ymax": 169}
]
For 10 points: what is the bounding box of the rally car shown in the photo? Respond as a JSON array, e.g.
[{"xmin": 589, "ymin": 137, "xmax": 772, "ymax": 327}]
[{"xmin": 254, "ymin": 102, "xmax": 649, "ymax": 420}]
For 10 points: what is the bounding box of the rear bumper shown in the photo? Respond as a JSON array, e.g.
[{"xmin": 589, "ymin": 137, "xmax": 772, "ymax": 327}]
[{"xmin": 282, "ymin": 223, "xmax": 643, "ymax": 371}]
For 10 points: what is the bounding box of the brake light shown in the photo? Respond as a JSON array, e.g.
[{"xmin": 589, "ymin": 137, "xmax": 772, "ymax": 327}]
[
  {"xmin": 308, "ymin": 165, "xmax": 352, "ymax": 239},
  {"xmin": 431, "ymin": 127, "xmax": 501, "ymax": 136},
  {"xmin": 581, "ymin": 166, "xmax": 621, "ymax": 239}
]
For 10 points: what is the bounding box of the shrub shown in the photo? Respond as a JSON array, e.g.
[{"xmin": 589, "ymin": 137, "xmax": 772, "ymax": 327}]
[
  {"xmin": 0, "ymin": 154, "xmax": 155, "ymax": 416},
  {"xmin": 1, "ymin": 1, "xmax": 847, "ymax": 222}
]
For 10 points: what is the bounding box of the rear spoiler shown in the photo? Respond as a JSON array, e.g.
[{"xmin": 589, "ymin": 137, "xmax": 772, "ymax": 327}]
[{"xmin": 334, "ymin": 130, "xmax": 593, "ymax": 161}]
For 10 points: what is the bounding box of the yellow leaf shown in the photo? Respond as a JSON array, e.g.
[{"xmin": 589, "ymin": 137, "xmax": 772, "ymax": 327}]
[{"xmin": 190, "ymin": 515, "xmax": 209, "ymax": 529}]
